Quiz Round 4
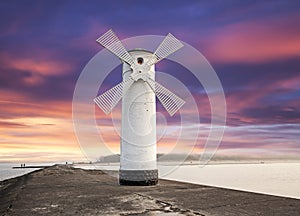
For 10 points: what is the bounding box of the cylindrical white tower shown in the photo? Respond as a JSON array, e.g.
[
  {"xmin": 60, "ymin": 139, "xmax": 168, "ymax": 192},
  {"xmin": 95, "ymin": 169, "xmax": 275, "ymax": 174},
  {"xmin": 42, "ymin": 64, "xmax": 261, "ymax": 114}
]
[{"xmin": 119, "ymin": 49, "xmax": 158, "ymax": 185}]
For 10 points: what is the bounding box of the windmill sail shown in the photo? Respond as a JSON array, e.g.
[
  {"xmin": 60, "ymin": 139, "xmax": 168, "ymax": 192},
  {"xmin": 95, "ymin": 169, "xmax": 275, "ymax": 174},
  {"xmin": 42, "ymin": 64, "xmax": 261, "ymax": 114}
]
[
  {"xmin": 96, "ymin": 29, "xmax": 135, "ymax": 67},
  {"xmin": 146, "ymin": 78, "xmax": 185, "ymax": 116},
  {"xmin": 94, "ymin": 77, "xmax": 134, "ymax": 114},
  {"xmin": 146, "ymin": 33, "xmax": 183, "ymax": 66}
]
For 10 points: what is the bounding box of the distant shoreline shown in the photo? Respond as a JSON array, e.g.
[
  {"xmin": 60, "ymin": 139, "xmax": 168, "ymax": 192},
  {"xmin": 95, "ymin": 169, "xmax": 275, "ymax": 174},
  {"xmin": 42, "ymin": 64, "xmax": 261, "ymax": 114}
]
[{"xmin": 74, "ymin": 160, "xmax": 300, "ymax": 166}]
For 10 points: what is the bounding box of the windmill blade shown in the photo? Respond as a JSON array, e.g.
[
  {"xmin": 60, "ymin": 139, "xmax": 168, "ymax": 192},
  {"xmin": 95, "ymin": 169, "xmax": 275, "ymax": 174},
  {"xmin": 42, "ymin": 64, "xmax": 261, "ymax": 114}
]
[
  {"xmin": 96, "ymin": 29, "xmax": 135, "ymax": 66},
  {"xmin": 146, "ymin": 78, "xmax": 185, "ymax": 116},
  {"xmin": 94, "ymin": 77, "xmax": 134, "ymax": 114},
  {"xmin": 147, "ymin": 33, "xmax": 184, "ymax": 66}
]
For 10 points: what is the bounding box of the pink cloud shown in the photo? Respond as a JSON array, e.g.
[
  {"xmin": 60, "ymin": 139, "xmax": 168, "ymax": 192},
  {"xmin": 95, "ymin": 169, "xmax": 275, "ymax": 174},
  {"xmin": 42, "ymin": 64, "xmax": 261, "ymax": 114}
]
[
  {"xmin": 202, "ymin": 15, "xmax": 300, "ymax": 63},
  {"xmin": 275, "ymin": 76, "xmax": 300, "ymax": 90},
  {"xmin": 0, "ymin": 90, "xmax": 72, "ymax": 119},
  {"xmin": 0, "ymin": 52, "xmax": 74, "ymax": 85}
]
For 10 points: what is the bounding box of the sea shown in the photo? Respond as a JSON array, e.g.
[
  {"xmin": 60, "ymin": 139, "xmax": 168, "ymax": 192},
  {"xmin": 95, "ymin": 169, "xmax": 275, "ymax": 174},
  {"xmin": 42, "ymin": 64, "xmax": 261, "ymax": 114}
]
[
  {"xmin": 1, "ymin": 162, "xmax": 299, "ymax": 199},
  {"xmin": 73, "ymin": 162, "xmax": 300, "ymax": 199},
  {"xmin": 0, "ymin": 162, "xmax": 55, "ymax": 181}
]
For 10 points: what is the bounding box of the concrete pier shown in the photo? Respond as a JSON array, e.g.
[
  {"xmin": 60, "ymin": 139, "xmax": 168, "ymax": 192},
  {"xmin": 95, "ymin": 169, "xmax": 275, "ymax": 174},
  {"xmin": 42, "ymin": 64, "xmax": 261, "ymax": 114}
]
[
  {"xmin": 1, "ymin": 165, "xmax": 299, "ymax": 215},
  {"xmin": 12, "ymin": 166, "xmax": 52, "ymax": 169}
]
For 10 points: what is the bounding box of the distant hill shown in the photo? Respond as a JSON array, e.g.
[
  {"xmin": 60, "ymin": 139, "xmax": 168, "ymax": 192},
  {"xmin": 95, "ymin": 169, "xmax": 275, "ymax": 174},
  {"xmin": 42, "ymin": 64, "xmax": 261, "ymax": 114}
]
[{"xmin": 98, "ymin": 154, "xmax": 120, "ymax": 163}]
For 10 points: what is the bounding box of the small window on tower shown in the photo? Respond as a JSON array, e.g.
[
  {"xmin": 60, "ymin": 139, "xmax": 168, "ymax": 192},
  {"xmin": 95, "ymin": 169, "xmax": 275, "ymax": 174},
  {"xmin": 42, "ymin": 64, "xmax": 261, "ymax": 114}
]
[{"xmin": 137, "ymin": 57, "xmax": 143, "ymax": 65}]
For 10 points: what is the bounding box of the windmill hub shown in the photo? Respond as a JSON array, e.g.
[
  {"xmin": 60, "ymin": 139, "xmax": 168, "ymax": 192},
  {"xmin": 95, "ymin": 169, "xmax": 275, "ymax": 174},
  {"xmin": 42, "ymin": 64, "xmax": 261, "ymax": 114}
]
[
  {"xmin": 129, "ymin": 50, "xmax": 154, "ymax": 81},
  {"xmin": 137, "ymin": 57, "xmax": 144, "ymax": 65}
]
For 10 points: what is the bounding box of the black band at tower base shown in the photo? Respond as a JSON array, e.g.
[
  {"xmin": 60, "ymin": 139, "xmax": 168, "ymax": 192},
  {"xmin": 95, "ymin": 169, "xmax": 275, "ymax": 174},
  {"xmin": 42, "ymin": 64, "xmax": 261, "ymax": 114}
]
[{"xmin": 119, "ymin": 169, "xmax": 158, "ymax": 186}]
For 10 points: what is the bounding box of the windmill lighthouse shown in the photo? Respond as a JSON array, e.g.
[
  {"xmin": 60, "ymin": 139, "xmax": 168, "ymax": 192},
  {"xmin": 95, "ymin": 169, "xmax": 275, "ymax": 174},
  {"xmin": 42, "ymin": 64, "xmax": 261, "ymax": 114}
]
[{"xmin": 94, "ymin": 30, "xmax": 185, "ymax": 186}]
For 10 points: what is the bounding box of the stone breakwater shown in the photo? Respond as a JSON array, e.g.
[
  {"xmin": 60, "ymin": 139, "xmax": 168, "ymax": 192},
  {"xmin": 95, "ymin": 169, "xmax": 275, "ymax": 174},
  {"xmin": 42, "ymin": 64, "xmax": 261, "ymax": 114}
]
[{"xmin": 0, "ymin": 165, "xmax": 300, "ymax": 215}]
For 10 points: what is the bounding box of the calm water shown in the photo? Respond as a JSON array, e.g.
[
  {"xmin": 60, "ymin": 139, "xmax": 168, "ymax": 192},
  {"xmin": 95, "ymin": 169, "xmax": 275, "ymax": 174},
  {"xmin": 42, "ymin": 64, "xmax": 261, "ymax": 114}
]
[
  {"xmin": 0, "ymin": 163, "xmax": 55, "ymax": 181},
  {"xmin": 75, "ymin": 162, "xmax": 300, "ymax": 199},
  {"xmin": 2, "ymin": 162, "xmax": 299, "ymax": 199},
  {"xmin": 160, "ymin": 163, "xmax": 300, "ymax": 199}
]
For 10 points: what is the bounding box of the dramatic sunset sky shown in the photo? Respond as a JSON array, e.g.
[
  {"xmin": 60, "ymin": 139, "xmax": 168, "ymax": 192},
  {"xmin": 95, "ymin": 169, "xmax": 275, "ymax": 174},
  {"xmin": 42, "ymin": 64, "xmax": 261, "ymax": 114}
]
[{"xmin": 1, "ymin": 1, "xmax": 299, "ymax": 162}]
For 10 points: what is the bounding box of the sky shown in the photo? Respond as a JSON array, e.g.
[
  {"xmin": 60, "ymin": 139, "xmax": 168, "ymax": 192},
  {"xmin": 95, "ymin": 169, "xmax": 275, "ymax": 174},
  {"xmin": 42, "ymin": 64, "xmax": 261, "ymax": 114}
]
[{"xmin": 0, "ymin": 0, "xmax": 299, "ymax": 162}]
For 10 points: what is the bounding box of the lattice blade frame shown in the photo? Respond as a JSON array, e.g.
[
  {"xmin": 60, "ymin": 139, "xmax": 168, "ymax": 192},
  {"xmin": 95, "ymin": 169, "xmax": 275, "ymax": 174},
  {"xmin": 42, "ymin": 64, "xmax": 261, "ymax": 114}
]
[
  {"xmin": 147, "ymin": 78, "xmax": 185, "ymax": 116},
  {"xmin": 146, "ymin": 33, "xmax": 183, "ymax": 66},
  {"xmin": 94, "ymin": 77, "xmax": 134, "ymax": 114},
  {"xmin": 96, "ymin": 29, "xmax": 135, "ymax": 66}
]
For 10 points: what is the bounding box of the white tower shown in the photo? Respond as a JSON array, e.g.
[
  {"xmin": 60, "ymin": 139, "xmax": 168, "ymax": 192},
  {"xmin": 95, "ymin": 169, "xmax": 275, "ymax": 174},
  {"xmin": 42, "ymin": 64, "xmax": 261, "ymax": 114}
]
[{"xmin": 94, "ymin": 30, "xmax": 185, "ymax": 185}]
